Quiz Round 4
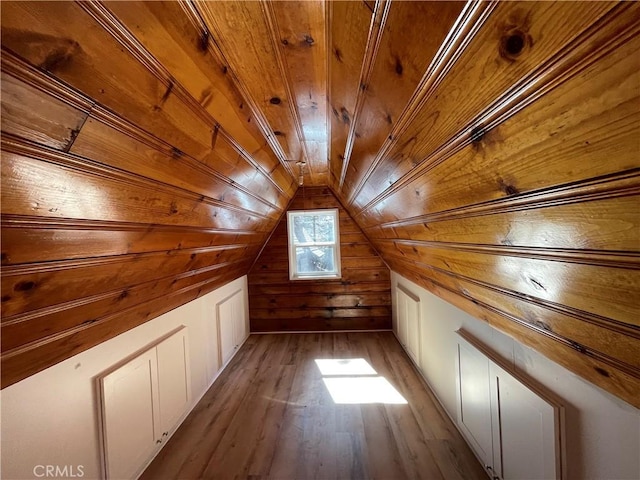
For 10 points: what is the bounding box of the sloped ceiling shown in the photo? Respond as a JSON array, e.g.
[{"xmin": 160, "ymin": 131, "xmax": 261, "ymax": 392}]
[{"xmin": 1, "ymin": 1, "xmax": 638, "ymax": 407}]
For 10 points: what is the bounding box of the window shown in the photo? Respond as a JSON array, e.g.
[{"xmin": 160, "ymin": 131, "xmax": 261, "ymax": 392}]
[{"xmin": 287, "ymin": 209, "xmax": 341, "ymax": 280}]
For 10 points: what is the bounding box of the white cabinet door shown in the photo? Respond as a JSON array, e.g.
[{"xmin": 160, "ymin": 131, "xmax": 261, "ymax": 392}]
[
  {"xmin": 396, "ymin": 289, "xmax": 407, "ymax": 344},
  {"xmin": 99, "ymin": 327, "xmax": 191, "ymax": 479},
  {"xmin": 456, "ymin": 332, "xmax": 564, "ymax": 480},
  {"xmin": 217, "ymin": 291, "xmax": 241, "ymax": 366},
  {"xmin": 490, "ymin": 363, "xmax": 561, "ymax": 480},
  {"xmin": 404, "ymin": 291, "xmax": 420, "ymax": 365},
  {"xmin": 396, "ymin": 286, "xmax": 420, "ymax": 364},
  {"xmin": 101, "ymin": 350, "xmax": 160, "ymax": 480},
  {"xmin": 157, "ymin": 328, "xmax": 190, "ymax": 437},
  {"xmin": 232, "ymin": 292, "xmax": 247, "ymax": 347},
  {"xmin": 218, "ymin": 297, "xmax": 235, "ymax": 365},
  {"xmin": 456, "ymin": 340, "xmax": 493, "ymax": 471}
]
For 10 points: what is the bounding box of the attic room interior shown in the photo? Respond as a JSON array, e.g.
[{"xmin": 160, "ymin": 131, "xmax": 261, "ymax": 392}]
[{"xmin": 1, "ymin": 1, "xmax": 638, "ymax": 479}]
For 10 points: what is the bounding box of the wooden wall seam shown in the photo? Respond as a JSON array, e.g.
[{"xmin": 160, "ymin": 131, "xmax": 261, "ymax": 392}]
[
  {"xmin": 337, "ymin": 0, "xmax": 391, "ymax": 189},
  {"xmin": 79, "ymin": 0, "xmax": 296, "ymax": 191},
  {"xmin": 182, "ymin": 0, "xmax": 296, "ymax": 180},
  {"xmin": 352, "ymin": 3, "xmax": 636, "ymax": 214},
  {"xmin": 343, "ymin": 0, "xmax": 496, "ymax": 206},
  {"xmin": 2, "ymin": 134, "xmax": 273, "ymax": 224},
  {"xmin": 260, "ymin": 0, "xmax": 313, "ymax": 177},
  {"xmin": 365, "ymin": 170, "xmax": 640, "ymax": 228},
  {"xmin": 1, "ymin": 49, "xmax": 290, "ymax": 209}
]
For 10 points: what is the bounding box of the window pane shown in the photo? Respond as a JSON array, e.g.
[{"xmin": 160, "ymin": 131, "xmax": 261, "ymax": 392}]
[
  {"xmin": 292, "ymin": 214, "xmax": 335, "ymax": 244},
  {"xmin": 296, "ymin": 246, "xmax": 336, "ymax": 274}
]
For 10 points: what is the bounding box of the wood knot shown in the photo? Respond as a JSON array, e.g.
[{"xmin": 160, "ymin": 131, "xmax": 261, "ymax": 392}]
[
  {"xmin": 198, "ymin": 29, "xmax": 210, "ymax": 52},
  {"xmin": 499, "ymin": 29, "xmax": 531, "ymax": 60},
  {"xmin": 339, "ymin": 107, "xmax": 350, "ymax": 125},
  {"xmin": 14, "ymin": 280, "xmax": 36, "ymax": 292},
  {"xmin": 470, "ymin": 125, "xmax": 486, "ymax": 143},
  {"xmin": 395, "ymin": 57, "xmax": 403, "ymax": 76},
  {"xmin": 269, "ymin": 96, "xmax": 282, "ymax": 105}
]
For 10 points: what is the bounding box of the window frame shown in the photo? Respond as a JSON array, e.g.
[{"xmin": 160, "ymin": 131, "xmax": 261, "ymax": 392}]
[{"xmin": 287, "ymin": 208, "xmax": 341, "ymax": 281}]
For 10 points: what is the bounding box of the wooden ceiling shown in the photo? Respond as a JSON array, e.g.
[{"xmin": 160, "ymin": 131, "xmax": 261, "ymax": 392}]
[{"xmin": 1, "ymin": 1, "xmax": 639, "ymax": 407}]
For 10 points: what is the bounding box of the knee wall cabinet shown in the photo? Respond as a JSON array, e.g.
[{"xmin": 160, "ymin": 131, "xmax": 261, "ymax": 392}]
[
  {"xmin": 395, "ymin": 285, "xmax": 421, "ymax": 366},
  {"xmin": 98, "ymin": 326, "xmax": 191, "ymax": 480},
  {"xmin": 455, "ymin": 330, "xmax": 565, "ymax": 480},
  {"xmin": 217, "ymin": 289, "xmax": 248, "ymax": 367}
]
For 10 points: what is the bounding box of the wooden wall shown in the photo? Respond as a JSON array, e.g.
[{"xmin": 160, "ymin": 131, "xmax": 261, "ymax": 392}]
[
  {"xmin": 0, "ymin": 1, "xmax": 298, "ymax": 388},
  {"xmin": 328, "ymin": 2, "xmax": 640, "ymax": 407},
  {"xmin": 249, "ymin": 186, "xmax": 391, "ymax": 331},
  {"xmin": 1, "ymin": 0, "xmax": 638, "ymax": 409}
]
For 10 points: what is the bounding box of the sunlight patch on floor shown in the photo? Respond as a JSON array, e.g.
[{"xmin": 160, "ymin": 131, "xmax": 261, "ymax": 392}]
[
  {"xmin": 322, "ymin": 376, "xmax": 408, "ymax": 404},
  {"xmin": 314, "ymin": 358, "xmax": 377, "ymax": 376},
  {"xmin": 315, "ymin": 358, "xmax": 408, "ymax": 404}
]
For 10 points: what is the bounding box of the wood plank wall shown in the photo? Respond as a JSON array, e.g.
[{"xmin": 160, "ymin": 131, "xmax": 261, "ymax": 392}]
[
  {"xmin": 0, "ymin": 1, "xmax": 297, "ymax": 388},
  {"xmin": 1, "ymin": 0, "xmax": 638, "ymax": 409},
  {"xmin": 249, "ymin": 186, "xmax": 391, "ymax": 332},
  {"xmin": 328, "ymin": 1, "xmax": 640, "ymax": 407}
]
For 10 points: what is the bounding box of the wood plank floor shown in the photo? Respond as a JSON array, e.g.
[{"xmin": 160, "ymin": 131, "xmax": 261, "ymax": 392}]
[{"xmin": 141, "ymin": 332, "xmax": 486, "ymax": 479}]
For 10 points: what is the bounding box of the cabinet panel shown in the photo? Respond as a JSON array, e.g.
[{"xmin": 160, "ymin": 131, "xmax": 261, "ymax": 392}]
[
  {"xmin": 396, "ymin": 286, "xmax": 420, "ymax": 365},
  {"xmin": 456, "ymin": 341, "xmax": 493, "ymax": 469},
  {"xmin": 100, "ymin": 350, "xmax": 159, "ymax": 480},
  {"xmin": 99, "ymin": 327, "xmax": 191, "ymax": 479},
  {"xmin": 456, "ymin": 331, "xmax": 564, "ymax": 480},
  {"xmin": 217, "ymin": 290, "xmax": 246, "ymax": 367},
  {"xmin": 157, "ymin": 329, "xmax": 191, "ymax": 436},
  {"xmin": 396, "ymin": 289, "xmax": 407, "ymax": 346},
  {"xmin": 218, "ymin": 296, "xmax": 236, "ymax": 366},
  {"xmin": 491, "ymin": 363, "xmax": 561, "ymax": 480}
]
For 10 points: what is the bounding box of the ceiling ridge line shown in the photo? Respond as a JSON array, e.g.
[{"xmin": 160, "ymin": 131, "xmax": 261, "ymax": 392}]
[
  {"xmin": 325, "ymin": 1, "xmax": 335, "ymax": 189},
  {"xmin": 179, "ymin": 0, "xmax": 297, "ymax": 182},
  {"xmin": 344, "ymin": 0, "xmax": 497, "ymax": 206},
  {"xmin": 76, "ymin": 1, "xmax": 294, "ymax": 200},
  {"xmin": 337, "ymin": 0, "xmax": 393, "ymax": 190},
  {"xmin": 352, "ymin": 2, "xmax": 638, "ymax": 215},
  {"xmin": 261, "ymin": 0, "xmax": 316, "ymax": 184}
]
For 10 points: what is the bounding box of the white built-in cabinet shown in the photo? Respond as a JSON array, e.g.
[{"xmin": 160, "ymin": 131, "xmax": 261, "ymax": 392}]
[
  {"xmin": 395, "ymin": 285, "xmax": 421, "ymax": 365},
  {"xmin": 216, "ymin": 289, "xmax": 248, "ymax": 367},
  {"xmin": 98, "ymin": 326, "xmax": 191, "ymax": 480},
  {"xmin": 455, "ymin": 330, "xmax": 565, "ymax": 480}
]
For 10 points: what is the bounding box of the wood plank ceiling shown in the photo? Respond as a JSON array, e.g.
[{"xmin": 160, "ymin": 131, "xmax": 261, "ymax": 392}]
[{"xmin": 1, "ymin": 1, "xmax": 638, "ymax": 407}]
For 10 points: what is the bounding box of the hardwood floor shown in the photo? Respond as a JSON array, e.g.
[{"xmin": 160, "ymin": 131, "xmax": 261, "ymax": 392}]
[{"xmin": 141, "ymin": 332, "xmax": 486, "ymax": 479}]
